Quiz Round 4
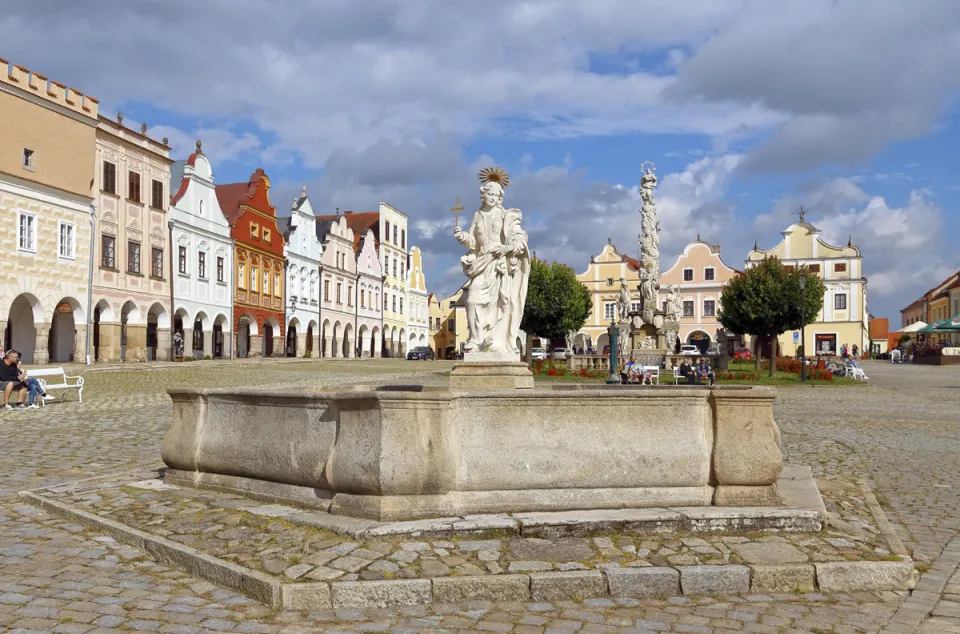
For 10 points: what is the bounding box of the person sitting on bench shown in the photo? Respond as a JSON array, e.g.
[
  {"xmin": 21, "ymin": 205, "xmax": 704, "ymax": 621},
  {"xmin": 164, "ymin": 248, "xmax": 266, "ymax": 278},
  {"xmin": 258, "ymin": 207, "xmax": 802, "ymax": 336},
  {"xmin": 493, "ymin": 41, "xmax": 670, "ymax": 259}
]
[{"xmin": 678, "ymin": 360, "xmax": 699, "ymax": 384}]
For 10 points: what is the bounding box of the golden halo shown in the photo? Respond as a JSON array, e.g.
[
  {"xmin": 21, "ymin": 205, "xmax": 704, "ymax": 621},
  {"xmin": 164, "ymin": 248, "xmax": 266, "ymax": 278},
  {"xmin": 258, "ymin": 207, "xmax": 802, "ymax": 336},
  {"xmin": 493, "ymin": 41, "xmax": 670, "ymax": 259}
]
[
  {"xmin": 640, "ymin": 160, "xmax": 656, "ymax": 173},
  {"xmin": 478, "ymin": 167, "xmax": 510, "ymax": 188}
]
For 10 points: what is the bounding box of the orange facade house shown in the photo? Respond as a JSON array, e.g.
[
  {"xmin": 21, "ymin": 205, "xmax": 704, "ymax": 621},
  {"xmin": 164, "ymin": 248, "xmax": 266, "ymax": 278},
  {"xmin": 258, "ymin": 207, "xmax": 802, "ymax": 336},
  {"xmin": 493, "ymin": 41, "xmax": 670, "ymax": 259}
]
[{"xmin": 215, "ymin": 169, "xmax": 285, "ymax": 357}]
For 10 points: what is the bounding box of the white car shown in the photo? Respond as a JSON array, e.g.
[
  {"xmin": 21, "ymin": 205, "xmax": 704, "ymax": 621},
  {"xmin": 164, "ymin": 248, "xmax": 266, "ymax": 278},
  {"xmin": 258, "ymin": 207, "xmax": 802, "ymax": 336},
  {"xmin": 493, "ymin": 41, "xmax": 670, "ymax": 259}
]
[
  {"xmin": 552, "ymin": 347, "xmax": 568, "ymax": 361},
  {"xmin": 680, "ymin": 345, "xmax": 700, "ymax": 356},
  {"xmin": 530, "ymin": 347, "xmax": 548, "ymax": 361}
]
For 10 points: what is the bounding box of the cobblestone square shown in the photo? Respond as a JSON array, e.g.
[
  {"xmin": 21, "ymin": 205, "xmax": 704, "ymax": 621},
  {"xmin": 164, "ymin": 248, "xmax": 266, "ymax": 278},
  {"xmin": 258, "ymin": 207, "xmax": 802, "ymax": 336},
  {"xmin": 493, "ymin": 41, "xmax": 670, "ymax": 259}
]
[{"xmin": 1, "ymin": 359, "xmax": 958, "ymax": 632}]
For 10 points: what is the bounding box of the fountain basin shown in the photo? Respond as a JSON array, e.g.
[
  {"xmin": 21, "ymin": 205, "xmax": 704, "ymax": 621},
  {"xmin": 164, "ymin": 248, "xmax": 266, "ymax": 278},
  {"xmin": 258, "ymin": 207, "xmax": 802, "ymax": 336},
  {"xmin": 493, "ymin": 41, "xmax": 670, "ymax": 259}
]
[{"xmin": 162, "ymin": 384, "xmax": 783, "ymax": 521}]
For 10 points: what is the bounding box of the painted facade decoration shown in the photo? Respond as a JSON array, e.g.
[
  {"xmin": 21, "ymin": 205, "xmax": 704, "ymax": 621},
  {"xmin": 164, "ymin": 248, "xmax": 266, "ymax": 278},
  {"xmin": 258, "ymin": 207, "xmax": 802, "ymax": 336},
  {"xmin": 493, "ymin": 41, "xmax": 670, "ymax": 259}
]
[
  {"xmin": 660, "ymin": 238, "xmax": 740, "ymax": 354},
  {"xmin": 355, "ymin": 228, "xmax": 383, "ymax": 358},
  {"xmin": 0, "ymin": 60, "xmax": 98, "ymax": 364},
  {"xmin": 316, "ymin": 215, "xmax": 357, "ymax": 357},
  {"xmin": 747, "ymin": 219, "xmax": 868, "ymax": 358},
  {"xmin": 168, "ymin": 142, "xmax": 233, "ymax": 360},
  {"xmin": 278, "ymin": 187, "xmax": 322, "ymax": 358},
  {"xmin": 216, "ymin": 169, "xmax": 286, "ymax": 358}
]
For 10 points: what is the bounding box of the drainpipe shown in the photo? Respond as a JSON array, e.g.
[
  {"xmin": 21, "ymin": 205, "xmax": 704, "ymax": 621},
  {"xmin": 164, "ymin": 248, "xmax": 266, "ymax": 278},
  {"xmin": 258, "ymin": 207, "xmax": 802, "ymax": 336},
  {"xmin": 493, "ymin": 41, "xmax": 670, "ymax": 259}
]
[
  {"xmin": 229, "ymin": 237, "xmax": 236, "ymax": 359},
  {"xmin": 85, "ymin": 202, "xmax": 96, "ymax": 365}
]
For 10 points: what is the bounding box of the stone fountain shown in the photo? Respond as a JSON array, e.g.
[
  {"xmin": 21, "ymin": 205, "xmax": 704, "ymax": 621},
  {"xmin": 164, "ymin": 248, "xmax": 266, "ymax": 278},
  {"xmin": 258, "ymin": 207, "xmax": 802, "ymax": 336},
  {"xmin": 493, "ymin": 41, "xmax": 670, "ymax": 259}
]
[{"xmin": 161, "ymin": 165, "xmax": 787, "ymax": 523}]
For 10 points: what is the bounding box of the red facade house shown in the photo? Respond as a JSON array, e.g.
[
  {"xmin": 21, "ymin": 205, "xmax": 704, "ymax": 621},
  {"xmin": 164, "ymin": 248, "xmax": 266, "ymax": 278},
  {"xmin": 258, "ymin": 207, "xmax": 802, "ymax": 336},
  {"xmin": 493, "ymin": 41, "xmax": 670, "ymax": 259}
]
[{"xmin": 215, "ymin": 169, "xmax": 286, "ymax": 357}]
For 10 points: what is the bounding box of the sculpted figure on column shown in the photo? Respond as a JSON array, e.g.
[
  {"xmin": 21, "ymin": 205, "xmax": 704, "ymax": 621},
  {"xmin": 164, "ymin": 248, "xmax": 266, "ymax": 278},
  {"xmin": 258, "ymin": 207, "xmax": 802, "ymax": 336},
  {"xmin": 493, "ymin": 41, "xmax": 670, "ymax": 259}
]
[{"xmin": 454, "ymin": 168, "xmax": 531, "ymax": 358}]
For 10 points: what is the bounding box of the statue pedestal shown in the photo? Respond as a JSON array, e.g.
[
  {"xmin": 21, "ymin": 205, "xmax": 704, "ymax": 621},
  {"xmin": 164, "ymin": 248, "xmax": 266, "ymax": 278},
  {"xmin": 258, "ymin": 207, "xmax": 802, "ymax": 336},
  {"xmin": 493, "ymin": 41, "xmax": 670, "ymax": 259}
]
[{"xmin": 450, "ymin": 360, "xmax": 534, "ymax": 390}]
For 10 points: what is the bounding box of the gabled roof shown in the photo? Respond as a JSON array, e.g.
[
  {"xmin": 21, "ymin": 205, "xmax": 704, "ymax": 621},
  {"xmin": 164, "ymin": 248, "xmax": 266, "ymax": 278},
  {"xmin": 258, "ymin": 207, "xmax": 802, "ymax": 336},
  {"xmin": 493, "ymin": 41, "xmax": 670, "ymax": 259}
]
[
  {"xmin": 315, "ymin": 210, "xmax": 380, "ymax": 251},
  {"xmin": 869, "ymin": 318, "xmax": 889, "ymax": 339},
  {"xmin": 214, "ymin": 181, "xmax": 257, "ymax": 226}
]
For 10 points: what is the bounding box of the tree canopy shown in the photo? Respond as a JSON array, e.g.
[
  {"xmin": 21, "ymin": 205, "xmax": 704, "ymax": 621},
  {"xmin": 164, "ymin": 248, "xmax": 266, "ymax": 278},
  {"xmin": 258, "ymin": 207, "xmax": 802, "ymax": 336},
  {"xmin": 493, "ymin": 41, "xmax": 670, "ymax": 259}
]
[
  {"xmin": 522, "ymin": 259, "xmax": 592, "ymax": 345},
  {"xmin": 718, "ymin": 257, "xmax": 826, "ymax": 376}
]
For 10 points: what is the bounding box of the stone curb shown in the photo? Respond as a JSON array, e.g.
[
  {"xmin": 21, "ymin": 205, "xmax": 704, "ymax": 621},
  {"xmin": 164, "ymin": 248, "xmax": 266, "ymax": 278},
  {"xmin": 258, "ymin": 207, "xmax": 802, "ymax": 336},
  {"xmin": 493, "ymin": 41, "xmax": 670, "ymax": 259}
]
[
  {"xmin": 19, "ymin": 489, "xmax": 915, "ymax": 610},
  {"xmin": 879, "ymin": 535, "xmax": 960, "ymax": 634},
  {"xmin": 859, "ymin": 479, "xmax": 910, "ymax": 557}
]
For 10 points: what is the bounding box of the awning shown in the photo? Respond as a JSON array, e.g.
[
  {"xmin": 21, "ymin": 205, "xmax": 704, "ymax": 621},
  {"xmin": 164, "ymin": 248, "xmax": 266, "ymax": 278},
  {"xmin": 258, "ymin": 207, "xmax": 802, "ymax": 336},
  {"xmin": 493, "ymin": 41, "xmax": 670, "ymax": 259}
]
[{"xmin": 900, "ymin": 321, "xmax": 928, "ymax": 333}]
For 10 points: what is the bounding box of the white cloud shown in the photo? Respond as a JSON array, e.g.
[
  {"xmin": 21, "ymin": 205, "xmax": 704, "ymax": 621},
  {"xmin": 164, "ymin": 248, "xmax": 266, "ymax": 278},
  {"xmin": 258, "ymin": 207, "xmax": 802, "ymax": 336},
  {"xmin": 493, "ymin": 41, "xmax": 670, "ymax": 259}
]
[{"xmin": 148, "ymin": 125, "xmax": 261, "ymax": 163}]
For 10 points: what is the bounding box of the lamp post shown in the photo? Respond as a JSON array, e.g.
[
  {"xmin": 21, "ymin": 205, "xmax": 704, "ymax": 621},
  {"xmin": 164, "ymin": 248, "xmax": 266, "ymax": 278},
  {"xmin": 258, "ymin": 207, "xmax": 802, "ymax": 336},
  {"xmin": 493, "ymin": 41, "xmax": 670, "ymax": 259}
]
[
  {"xmin": 799, "ymin": 272, "xmax": 807, "ymax": 383},
  {"xmin": 606, "ymin": 317, "xmax": 621, "ymax": 385}
]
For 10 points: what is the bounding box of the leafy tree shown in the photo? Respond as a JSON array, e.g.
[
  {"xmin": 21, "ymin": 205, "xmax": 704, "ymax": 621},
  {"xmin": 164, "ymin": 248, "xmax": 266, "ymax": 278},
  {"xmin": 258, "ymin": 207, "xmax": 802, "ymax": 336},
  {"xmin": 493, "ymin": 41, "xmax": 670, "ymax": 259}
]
[
  {"xmin": 718, "ymin": 257, "xmax": 826, "ymax": 377},
  {"xmin": 522, "ymin": 259, "xmax": 591, "ymax": 350}
]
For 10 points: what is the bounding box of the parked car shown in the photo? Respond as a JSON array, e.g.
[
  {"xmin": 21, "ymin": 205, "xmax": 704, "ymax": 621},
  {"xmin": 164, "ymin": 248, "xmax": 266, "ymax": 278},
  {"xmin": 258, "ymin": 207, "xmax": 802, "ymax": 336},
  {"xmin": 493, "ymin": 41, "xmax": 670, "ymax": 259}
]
[
  {"xmin": 602, "ymin": 345, "xmax": 610, "ymax": 355},
  {"xmin": 552, "ymin": 347, "xmax": 568, "ymax": 361},
  {"xmin": 406, "ymin": 346, "xmax": 435, "ymax": 361},
  {"xmin": 732, "ymin": 347, "xmax": 753, "ymax": 361},
  {"xmin": 679, "ymin": 345, "xmax": 700, "ymax": 356},
  {"xmin": 530, "ymin": 347, "xmax": 548, "ymax": 361}
]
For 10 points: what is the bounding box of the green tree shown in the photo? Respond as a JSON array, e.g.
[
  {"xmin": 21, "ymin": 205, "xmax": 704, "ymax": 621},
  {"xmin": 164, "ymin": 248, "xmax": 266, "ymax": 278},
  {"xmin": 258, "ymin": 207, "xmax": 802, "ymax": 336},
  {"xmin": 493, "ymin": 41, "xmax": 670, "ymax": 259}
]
[
  {"xmin": 522, "ymin": 259, "xmax": 592, "ymax": 348},
  {"xmin": 718, "ymin": 257, "xmax": 826, "ymax": 377}
]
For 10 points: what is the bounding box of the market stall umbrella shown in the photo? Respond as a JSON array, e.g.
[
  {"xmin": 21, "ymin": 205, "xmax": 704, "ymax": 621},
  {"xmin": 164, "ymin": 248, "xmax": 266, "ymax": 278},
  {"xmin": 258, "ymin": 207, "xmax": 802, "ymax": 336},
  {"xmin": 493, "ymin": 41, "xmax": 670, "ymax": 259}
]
[
  {"xmin": 947, "ymin": 314, "xmax": 960, "ymax": 329},
  {"xmin": 900, "ymin": 321, "xmax": 928, "ymax": 334}
]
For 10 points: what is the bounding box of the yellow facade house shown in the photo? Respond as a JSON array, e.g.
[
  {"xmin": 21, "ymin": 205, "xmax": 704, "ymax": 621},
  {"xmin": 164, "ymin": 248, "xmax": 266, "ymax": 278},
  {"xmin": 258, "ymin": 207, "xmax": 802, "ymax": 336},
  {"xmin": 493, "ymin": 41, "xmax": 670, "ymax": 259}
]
[
  {"xmin": 573, "ymin": 241, "xmax": 642, "ymax": 352},
  {"xmin": 1, "ymin": 60, "xmax": 98, "ymax": 364},
  {"xmin": 429, "ymin": 287, "xmax": 467, "ymax": 359},
  {"xmin": 746, "ymin": 216, "xmax": 868, "ymax": 357}
]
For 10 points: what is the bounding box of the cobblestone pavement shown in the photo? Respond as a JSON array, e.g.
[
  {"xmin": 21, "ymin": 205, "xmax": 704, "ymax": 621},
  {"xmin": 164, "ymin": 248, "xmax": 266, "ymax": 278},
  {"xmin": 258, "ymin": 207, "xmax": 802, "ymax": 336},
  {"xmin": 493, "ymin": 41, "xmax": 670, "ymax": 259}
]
[{"xmin": 1, "ymin": 359, "xmax": 958, "ymax": 633}]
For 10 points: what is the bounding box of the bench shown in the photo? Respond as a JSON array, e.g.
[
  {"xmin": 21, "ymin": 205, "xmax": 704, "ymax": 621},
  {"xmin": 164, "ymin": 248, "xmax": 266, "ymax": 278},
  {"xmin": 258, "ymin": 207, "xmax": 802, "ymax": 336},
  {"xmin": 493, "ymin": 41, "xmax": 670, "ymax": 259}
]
[
  {"xmin": 643, "ymin": 366, "xmax": 660, "ymax": 385},
  {"xmin": 26, "ymin": 367, "xmax": 84, "ymax": 405}
]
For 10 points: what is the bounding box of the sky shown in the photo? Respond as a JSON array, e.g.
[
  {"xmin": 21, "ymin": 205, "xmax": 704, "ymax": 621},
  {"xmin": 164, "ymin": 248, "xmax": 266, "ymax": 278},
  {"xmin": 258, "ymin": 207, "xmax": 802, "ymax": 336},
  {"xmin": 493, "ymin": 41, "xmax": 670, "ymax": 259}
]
[{"xmin": 5, "ymin": 0, "xmax": 959, "ymax": 323}]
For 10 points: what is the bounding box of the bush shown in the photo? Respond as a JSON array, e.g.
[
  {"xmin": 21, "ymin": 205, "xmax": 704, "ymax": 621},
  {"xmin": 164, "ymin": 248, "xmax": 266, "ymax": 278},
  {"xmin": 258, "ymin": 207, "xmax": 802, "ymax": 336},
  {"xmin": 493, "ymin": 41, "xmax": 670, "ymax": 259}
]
[
  {"xmin": 303, "ymin": 351, "xmax": 312, "ymax": 358},
  {"xmin": 204, "ymin": 354, "xmax": 212, "ymax": 360},
  {"xmin": 184, "ymin": 355, "xmax": 197, "ymax": 362}
]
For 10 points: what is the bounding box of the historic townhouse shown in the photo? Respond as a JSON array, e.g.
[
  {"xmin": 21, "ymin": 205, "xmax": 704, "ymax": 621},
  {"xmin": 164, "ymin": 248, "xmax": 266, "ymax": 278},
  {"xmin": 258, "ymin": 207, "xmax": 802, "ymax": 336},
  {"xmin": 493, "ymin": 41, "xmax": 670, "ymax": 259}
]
[
  {"xmin": 277, "ymin": 187, "xmax": 322, "ymax": 357},
  {"xmin": 900, "ymin": 270, "xmax": 960, "ymax": 345},
  {"xmin": 168, "ymin": 142, "xmax": 234, "ymax": 359},
  {"xmin": 573, "ymin": 241, "xmax": 643, "ymax": 352},
  {"xmin": 429, "ymin": 287, "xmax": 467, "ymax": 359},
  {"xmin": 405, "ymin": 246, "xmax": 430, "ymax": 351},
  {"xmin": 660, "ymin": 237, "xmax": 740, "ymax": 354},
  {"xmin": 355, "ymin": 228, "xmax": 383, "ymax": 358},
  {"xmin": 92, "ymin": 113, "xmax": 173, "ymax": 362},
  {"xmin": 0, "ymin": 60, "xmax": 97, "ymax": 364},
  {"xmin": 316, "ymin": 215, "xmax": 357, "ymax": 357},
  {"xmin": 216, "ymin": 169, "xmax": 285, "ymax": 358},
  {"xmin": 747, "ymin": 217, "xmax": 868, "ymax": 357}
]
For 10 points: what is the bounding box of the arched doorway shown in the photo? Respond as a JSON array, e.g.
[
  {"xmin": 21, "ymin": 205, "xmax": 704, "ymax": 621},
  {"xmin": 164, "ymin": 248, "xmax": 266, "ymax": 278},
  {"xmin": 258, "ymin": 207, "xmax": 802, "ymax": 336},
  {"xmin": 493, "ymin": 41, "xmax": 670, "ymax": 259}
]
[
  {"xmin": 146, "ymin": 303, "xmax": 168, "ymax": 361},
  {"xmin": 332, "ymin": 322, "xmax": 342, "ymax": 358},
  {"xmin": 306, "ymin": 321, "xmax": 316, "ymax": 356},
  {"xmin": 213, "ymin": 315, "xmax": 226, "ymax": 359},
  {"xmin": 286, "ymin": 320, "xmax": 298, "ymax": 357},
  {"xmin": 49, "ymin": 298, "xmax": 81, "ymax": 363},
  {"xmin": 342, "ymin": 323, "xmax": 353, "ymax": 358},
  {"xmin": 687, "ymin": 331, "xmax": 711, "ymax": 355},
  {"xmin": 237, "ymin": 315, "xmax": 254, "ymax": 358},
  {"xmin": 263, "ymin": 320, "xmax": 276, "ymax": 357},
  {"xmin": 120, "ymin": 301, "xmax": 140, "ymax": 362},
  {"xmin": 321, "ymin": 319, "xmax": 331, "ymax": 357},
  {"xmin": 358, "ymin": 325, "xmax": 368, "ymax": 358},
  {"xmin": 192, "ymin": 314, "xmax": 206, "ymax": 358},
  {"xmin": 7, "ymin": 293, "xmax": 41, "ymax": 363},
  {"xmin": 370, "ymin": 326, "xmax": 379, "ymax": 358}
]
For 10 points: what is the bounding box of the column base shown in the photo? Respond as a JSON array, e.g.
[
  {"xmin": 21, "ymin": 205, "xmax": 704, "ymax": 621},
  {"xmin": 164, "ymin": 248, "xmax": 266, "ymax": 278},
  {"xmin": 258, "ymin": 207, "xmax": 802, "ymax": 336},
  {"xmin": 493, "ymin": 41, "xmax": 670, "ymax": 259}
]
[{"xmin": 450, "ymin": 361, "xmax": 535, "ymax": 390}]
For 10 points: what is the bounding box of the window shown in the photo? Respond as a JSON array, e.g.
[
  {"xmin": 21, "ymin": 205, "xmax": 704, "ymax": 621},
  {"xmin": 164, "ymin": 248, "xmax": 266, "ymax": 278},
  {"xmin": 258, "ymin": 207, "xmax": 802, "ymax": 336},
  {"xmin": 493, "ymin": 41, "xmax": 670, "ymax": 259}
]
[
  {"xmin": 435, "ymin": 317, "xmax": 441, "ymax": 329},
  {"xmin": 274, "ymin": 273, "xmax": 281, "ymax": 296},
  {"xmin": 808, "ymin": 264, "xmax": 821, "ymax": 274},
  {"xmin": 392, "ymin": 296, "xmax": 397, "ymax": 313},
  {"xmin": 178, "ymin": 246, "xmax": 187, "ymax": 274},
  {"xmin": 683, "ymin": 268, "xmax": 694, "ymax": 282},
  {"xmin": 348, "ymin": 286, "xmax": 354, "ymax": 306},
  {"xmin": 251, "ymin": 266, "xmax": 258, "ymax": 291},
  {"xmin": 630, "ymin": 301, "xmax": 642, "ymax": 313},
  {"xmin": 834, "ymin": 262, "xmax": 847, "ymax": 273},
  {"xmin": 401, "ymin": 229, "xmax": 406, "ymax": 249},
  {"xmin": 238, "ymin": 262, "xmax": 245, "ymax": 289},
  {"xmin": 704, "ymin": 268, "xmax": 715, "ymax": 281},
  {"xmin": 683, "ymin": 300, "xmax": 695, "ymax": 317},
  {"xmin": 152, "ymin": 248, "xmax": 164, "ymax": 278},
  {"xmin": 336, "ymin": 283, "xmax": 342, "ymax": 303},
  {"xmin": 448, "ymin": 318, "xmax": 455, "ymax": 330},
  {"xmin": 361, "ymin": 290, "xmax": 366, "ymax": 308},
  {"xmin": 17, "ymin": 212, "xmax": 36, "ymax": 252},
  {"xmin": 128, "ymin": 171, "xmax": 141, "ymax": 203},
  {"xmin": 835, "ymin": 293, "xmax": 847, "ymax": 310},
  {"xmin": 385, "ymin": 294, "xmax": 389, "ymax": 310},
  {"xmin": 127, "ymin": 241, "xmax": 141, "ymax": 274},
  {"xmin": 151, "ymin": 179, "xmax": 164, "ymax": 209},
  {"xmin": 385, "ymin": 221, "xmax": 391, "ymax": 242},
  {"xmin": 703, "ymin": 300, "xmax": 716, "ymax": 317},
  {"xmin": 58, "ymin": 222, "xmax": 74, "ymax": 258},
  {"xmin": 263, "ymin": 228, "xmax": 271, "ymax": 242},
  {"xmin": 198, "ymin": 252, "xmax": 207, "ymax": 278},
  {"xmin": 392, "ymin": 258, "xmax": 397, "ymax": 278},
  {"xmin": 393, "ymin": 226, "xmax": 397, "ymax": 243},
  {"xmin": 324, "ymin": 280, "xmax": 330, "ymax": 301},
  {"xmin": 399, "ymin": 297, "xmax": 404, "ymax": 314},
  {"xmin": 101, "ymin": 235, "xmax": 116, "ymax": 268},
  {"xmin": 216, "ymin": 256, "xmax": 224, "ymax": 282},
  {"xmin": 400, "ymin": 262, "xmax": 405, "ymax": 280},
  {"xmin": 250, "ymin": 223, "xmax": 260, "ymax": 238},
  {"xmin": 102, "ymin": 161, "xmax": 117, "ymax": 194},
  {"xmin": 263, "ymin": 271, "xmax": 270, "ymax": 295},
  {"xmin": 604, "ymin": 302, "xmax": 616, "ymax": 321},
  {"xmin": 815, "ymin": 333, "xmax": 837, "ymax": 355},
  {"xmin": 606, "ymin": 277, "xmax": 614, "ymax": 286},
  {"xmin": 309, "ymin": 280, "xmax": 316, "ymax": 302},
  {"xmin": 22, "ymin": 148, "xmax": 34, "ymax": 170},
  {"xmin": 449, "ymin": 301, "xmax": 456, "ymax": 309}
]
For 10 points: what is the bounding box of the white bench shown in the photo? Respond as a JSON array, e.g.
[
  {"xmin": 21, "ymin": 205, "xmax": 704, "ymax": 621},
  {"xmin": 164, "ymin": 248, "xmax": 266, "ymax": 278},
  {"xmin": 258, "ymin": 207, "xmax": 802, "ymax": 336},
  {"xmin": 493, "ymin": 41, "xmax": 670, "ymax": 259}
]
[
  {"xmin": 643, "ymin": 366, "xmax": 660, "ymax": 385},
  {"xmin": 26, "ymin": 367, "xmax": 84, "ymax": 405}
]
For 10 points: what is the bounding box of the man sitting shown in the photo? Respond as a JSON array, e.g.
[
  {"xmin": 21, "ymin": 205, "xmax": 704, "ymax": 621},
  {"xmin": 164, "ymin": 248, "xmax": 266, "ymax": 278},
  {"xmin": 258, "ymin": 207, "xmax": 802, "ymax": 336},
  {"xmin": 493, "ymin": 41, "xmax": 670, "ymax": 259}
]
[
  {"xmin": 14, "ymin": 351, "xmax": 53, "ymax": 406},
  {"xmin": 622, "ymin": 356, "xmax": 639, "ymax": 383},
  {"xmin": 697, "ymin": 358, "xmax": 716, "ymax": 386},
  {"xmin": 678, "ymin": 360, "xmax": 698, "ymax": 384},
  {"xmin": 1, "ymin": 350, "xmax": 28, "ymax": 410}
]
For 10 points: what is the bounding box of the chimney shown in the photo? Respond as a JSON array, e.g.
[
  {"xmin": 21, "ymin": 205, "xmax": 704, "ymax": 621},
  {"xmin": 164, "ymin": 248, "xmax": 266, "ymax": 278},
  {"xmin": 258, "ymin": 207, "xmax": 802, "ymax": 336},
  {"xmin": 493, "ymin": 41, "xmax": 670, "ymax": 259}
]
[{"xmin": 140, "ymin": 122, "xmax": 147, "ymax": 135}]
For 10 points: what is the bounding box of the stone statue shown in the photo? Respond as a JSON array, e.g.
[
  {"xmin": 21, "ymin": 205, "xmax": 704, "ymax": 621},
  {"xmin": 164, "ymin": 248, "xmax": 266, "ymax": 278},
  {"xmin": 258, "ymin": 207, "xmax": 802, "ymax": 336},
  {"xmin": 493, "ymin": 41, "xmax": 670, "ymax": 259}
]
[
  {"xmin": 664, "ymin": 329, "xmax": 678, "ymax": 354},
  {"xmin": 640, "ymin": 270, "xmax": 656, "ymax": 302},
  {"xmin": 640, "ymin": 167, "xmax": 657, "ymax": 206},
  {"xmin": 454, "ymin": 167, "xmax": 531, "ymax": 358},
  {"xmin": 618, "ymin": 278, "xmax": 630, "ymax": 323},
  {"xmin": 665, "ymin": 285, "xmax": 682, "ymax": 323}
]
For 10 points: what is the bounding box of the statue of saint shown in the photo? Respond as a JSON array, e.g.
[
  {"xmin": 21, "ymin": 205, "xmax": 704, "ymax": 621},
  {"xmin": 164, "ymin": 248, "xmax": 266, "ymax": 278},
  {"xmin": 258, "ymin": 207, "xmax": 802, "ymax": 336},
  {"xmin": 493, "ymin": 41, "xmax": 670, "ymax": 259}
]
[
  {"xmin": 618, "ymin": 277, "xmax": 630, "ymax": 323},
  {"xmin": 665, "ymin": 285, "xmax": 682, "ymax": 323},
  {"xmin": 640, "ymin": 269, "xmax": 657, "ymax": 302},
  {"xmin": 454, "ymin": 168, "xmax": 531, "ymax": 357},
  {"xmin": 640, "ymin": 167, "xmax": 658, "ymax": 206}
]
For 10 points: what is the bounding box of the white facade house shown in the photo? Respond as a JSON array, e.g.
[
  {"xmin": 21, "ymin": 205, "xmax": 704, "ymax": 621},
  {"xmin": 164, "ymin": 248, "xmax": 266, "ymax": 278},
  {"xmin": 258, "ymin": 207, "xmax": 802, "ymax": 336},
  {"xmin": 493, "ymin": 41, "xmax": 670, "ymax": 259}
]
[
  {"xmin": 317, "ymin": 215, "xmax": 358, "ymax": 358},
  {"xmin": 279, "ymin": 187, "xmax": 322, "ymax": 357},
  {"xmin": 355, "ymin": 228, "xmax": 383, "ymax": 358},
  {"xmin": 168, "ymin": 144, "xmax": 233, "ymax": 359},
  {"xmin": 405, "ymin": 245, "xmax": 430, "ymax": 351}
]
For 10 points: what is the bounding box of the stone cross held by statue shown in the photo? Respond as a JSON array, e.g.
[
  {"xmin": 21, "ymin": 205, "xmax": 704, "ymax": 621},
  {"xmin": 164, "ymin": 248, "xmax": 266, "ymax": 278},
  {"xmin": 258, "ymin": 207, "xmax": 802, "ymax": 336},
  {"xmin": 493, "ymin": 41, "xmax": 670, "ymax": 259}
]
[{"xmin": 450, "ymin": 196, "xmax": 464, "ymax": 227}]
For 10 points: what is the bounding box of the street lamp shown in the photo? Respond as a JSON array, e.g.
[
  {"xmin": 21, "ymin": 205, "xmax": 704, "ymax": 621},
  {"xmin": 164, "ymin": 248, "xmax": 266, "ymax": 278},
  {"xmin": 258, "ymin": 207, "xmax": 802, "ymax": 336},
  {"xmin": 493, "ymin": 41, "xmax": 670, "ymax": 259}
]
[
  {"xmin": 606, "ymin": 317, "xmax": 621, "ymax": 385},
  {"xmin": 799, "ymin": 272, "xmax": 807, "ymax": 383}
]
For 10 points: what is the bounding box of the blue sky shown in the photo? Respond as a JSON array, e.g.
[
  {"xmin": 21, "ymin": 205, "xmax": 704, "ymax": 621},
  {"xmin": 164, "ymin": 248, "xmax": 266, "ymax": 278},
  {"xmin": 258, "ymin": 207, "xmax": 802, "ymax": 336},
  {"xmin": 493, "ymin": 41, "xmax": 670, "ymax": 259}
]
[{"xmin": 4, "ymin": 0, "xmax": 959, "ymax": 323}]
